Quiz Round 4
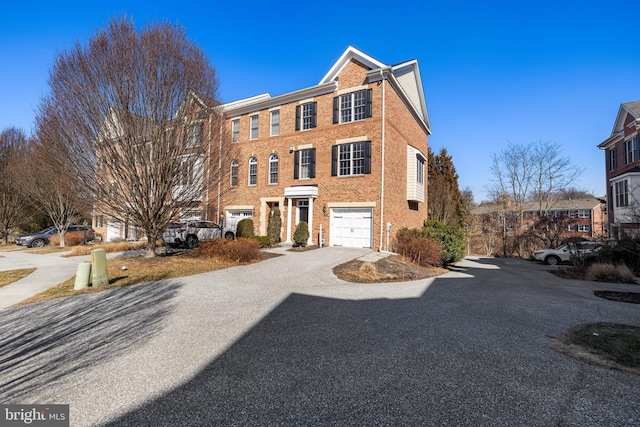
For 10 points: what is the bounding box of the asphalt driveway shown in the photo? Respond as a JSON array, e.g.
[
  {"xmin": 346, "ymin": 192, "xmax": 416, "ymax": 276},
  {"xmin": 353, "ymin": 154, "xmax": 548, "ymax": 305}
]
[{"xmin": 1, "ymin": 249, "xmax": 639, "ymax": 426}]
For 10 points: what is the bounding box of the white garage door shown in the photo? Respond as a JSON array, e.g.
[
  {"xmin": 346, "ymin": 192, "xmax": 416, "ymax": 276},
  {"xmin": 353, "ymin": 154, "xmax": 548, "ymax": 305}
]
[{"xmin": 331, "ymin": 208, "xmax": 373, "ymax": 248}]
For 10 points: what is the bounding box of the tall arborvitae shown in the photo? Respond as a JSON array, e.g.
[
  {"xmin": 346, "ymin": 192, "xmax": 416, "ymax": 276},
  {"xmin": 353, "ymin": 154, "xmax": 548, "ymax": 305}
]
[{"xmin": 427, "ymin": 147, "xmax": 463, "ymax": 227}]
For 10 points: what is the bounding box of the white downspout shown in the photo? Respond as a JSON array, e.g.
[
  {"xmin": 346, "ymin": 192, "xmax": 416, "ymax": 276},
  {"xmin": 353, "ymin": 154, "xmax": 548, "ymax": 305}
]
[
  {"xmin": 205, "ymin": 114, "xmax": 212, "ymax": 220},
  {"xmin": 378, "ymin": 69, "xmax": 386, "ymax": 252},
  {"xmin": 217, "ymin": 112, "xmax": 223, "ymax": 223}
]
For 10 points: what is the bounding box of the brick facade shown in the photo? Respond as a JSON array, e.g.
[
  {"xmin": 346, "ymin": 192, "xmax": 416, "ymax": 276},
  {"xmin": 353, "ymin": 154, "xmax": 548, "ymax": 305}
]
[
  {"xmin": 598, "ymin": 101, "xmax": 640, "ymax": 237},
  {"xmin": 212, "ymin": 47, "xmax": 430, "ymax": 250},
  {"xmin": 93, "ymin": 47, "xmax": 431, "ymax": 248}
]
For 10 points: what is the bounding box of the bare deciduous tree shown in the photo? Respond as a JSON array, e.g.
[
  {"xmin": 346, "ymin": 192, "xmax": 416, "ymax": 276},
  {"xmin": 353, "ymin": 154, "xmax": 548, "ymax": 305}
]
[
  {"xmin": 36, "ymin": 17, "xmax": 221, "ymax": 256},
  {"xmin": 0, "ymin": 128, "xmax": 32, "ymax": 244},
  {"xmin": 489, "ymin": 141, "xmax": 583, "ymax": 226},
  {"xmin": 17, "ymin": 132, "xmax": 90, "ymax": 247}
]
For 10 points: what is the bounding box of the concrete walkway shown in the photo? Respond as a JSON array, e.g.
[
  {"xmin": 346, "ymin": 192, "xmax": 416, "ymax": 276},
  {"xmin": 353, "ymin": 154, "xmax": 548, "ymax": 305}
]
[
  {"xmin": 0, "ymin": 248, "xmax": 149, "ymax": 309},
  {"xmin": 0, "ymin": 249, "xmax": 87, "ymax": 309}
]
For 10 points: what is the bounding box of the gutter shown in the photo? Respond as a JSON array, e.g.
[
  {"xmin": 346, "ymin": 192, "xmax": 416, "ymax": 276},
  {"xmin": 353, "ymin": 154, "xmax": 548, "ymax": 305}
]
[{"xmin": 379, "ymin": 68, "xmax": 387, "ymax": 251}]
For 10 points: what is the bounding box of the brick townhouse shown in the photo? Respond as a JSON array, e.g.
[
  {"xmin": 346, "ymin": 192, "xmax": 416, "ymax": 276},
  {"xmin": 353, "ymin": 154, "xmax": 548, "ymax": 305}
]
[
  {"xmin": 94, "ymin": 46, "xmax": 431, "ymax": 250},
  {"xmin": 473, "ymin": 197, "xmax": 607, "ymax": 238},
  {"xmin": 598, "ymin": 101, "xmax": 640, "ymax": 238},
  {"xmin": 215, "ymin": 46, "xmax": 430, "ymax": 250}
]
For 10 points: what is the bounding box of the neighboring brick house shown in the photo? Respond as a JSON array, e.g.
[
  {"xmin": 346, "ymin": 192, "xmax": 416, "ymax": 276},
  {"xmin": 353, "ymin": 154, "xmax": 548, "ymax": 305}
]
[
  {"xmin": 520, "ymin": 198, "xmax": 607, "ymax": 238},
  {"xmin": 214, "ymin": 46, "xmax": 430, "ymax": 250},
  {"xmin": 598, "ymin": 101, "xmax": 640, "ymax": 238},
  {"xmin": 93, "ymin": 47, "xmax": 430, "ymax": 249},
  {"xmin": 473, "ymin": 197, "xmax": 607, "ymax": 238}
]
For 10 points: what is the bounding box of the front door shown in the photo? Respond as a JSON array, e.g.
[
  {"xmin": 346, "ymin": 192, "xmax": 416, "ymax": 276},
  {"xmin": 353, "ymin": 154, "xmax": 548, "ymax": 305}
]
[{"xmin": 297, "ymin": 200, "xmax": 309, "ymax": 223}]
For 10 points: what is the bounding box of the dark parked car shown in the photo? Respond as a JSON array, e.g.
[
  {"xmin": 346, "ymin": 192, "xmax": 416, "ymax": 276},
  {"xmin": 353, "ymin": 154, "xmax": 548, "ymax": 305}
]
[{"xmin": 16, "ymin": 225, "xmax": 96, "ymax": 248}]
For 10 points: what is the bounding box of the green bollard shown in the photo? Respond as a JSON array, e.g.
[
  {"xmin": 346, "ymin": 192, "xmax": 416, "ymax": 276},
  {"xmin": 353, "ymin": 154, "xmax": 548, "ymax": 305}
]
[
  {"xmin": 91, "ymin": 248, "xmax": 109, "ymax": 287},
  {"xmin": 74, "ymin": 261, "xmax": 92, "ymax": 290}
]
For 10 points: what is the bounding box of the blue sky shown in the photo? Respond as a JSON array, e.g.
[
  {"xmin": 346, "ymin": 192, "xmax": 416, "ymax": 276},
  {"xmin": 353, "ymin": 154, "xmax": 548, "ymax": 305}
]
[{"xmin": 2, "ymin": 1, "xmax": 638, "ymax": 202}]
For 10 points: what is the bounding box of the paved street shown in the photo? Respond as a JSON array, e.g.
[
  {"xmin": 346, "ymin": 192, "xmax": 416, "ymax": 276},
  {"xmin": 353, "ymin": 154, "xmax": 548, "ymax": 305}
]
[{"xmin": 1, "ymin": 248, "xmax": 640, "ymax": 426}]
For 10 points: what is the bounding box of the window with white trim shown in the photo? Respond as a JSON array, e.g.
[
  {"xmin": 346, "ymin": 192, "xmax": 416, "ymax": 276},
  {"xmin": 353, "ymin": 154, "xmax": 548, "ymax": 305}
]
[
  {"xmin": 615, "ymin": 180, "xmax": 629, "ymax": 207},
  {"xmin": 295, "ymin": 102, "xmax": 317, "ymax": 131},
  {"xmin": 331, "ymin": 141, "xmax": 371, "ymax": 177},
  {"xmin": 625, "ymin": 136, "xmax": 639, "ymax": 164},
  {"xmin": 293, "ymin": 148, "xmax": 316, "ymax": 179},
  {"xmin": 269, "ymin": 154, "xmax": 278, "ymax": 185},
  {"xmin": 248, "ymin": 157, "xmax": 257, "ymax": 186},
  {"xmin": 232, "ymin": 119, "xmax": 240, "ymax": 143},
  {"xmin": 578, "ymin": 224, "xmax": 591, "ymax": 232},
  {"xmin": 230, "ymin": 161, "xmax": 238, "ymax": 188},
  {"xmin": 187, "ymin": 123, "xmax": 202, "ymax": 147},
  {"xmin": 270, "ymin": 110, "xmax": 280, "ymax": 136},
  {"xmin": 250, "ymin": 115, "xmax": 258, "ymax": 140},
  {"xmin": 416, "ymin": 155, "xmax": 425, "ymax": 184},
  {"xmin": 333, "ymin": 89, "xmax": 372, "ymax": 124},
  {"xmin": 578, "ymin": 210, "xmax": 591, "ymax": 218},
  {"xmin": 179, "ymin": 156, "xmax": 195, "ymax": 186},
  {"xmin": 301, "ymin": 150, "xmax": 311, "ymax": 179}
]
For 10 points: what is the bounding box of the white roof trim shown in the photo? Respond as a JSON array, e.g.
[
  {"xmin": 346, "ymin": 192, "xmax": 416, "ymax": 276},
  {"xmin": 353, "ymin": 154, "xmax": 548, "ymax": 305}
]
[
  {"xmin": 221, "ymin": 94, "xmax": 271, "ymax": 112},
  {"xmin": 319, "ymin": 46, "xmax": 387, "ymax": 84},
  {"xmin": 222, "ymin": 82, "xmax": 337, "ymax": 117}
]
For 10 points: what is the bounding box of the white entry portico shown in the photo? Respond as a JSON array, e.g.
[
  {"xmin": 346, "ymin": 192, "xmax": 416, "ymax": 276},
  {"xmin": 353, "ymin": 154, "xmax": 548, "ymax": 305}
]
[{"xmin": 284, "ymin": 185, "xmax": 318, "ymax": 245}]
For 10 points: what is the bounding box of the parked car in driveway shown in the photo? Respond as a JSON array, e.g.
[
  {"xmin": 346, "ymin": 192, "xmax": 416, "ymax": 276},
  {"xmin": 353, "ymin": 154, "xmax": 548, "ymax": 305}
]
[
  {"xmin": 534, "ymin": 242, "xmax": 602, "ymax": 265},
  {"xmin": 16, "ymin": 225, "xmax": 96, "ymax": 248},
  {"xmin": 162, "ymin": 220, "xmax": 235, "ymax": 249}
]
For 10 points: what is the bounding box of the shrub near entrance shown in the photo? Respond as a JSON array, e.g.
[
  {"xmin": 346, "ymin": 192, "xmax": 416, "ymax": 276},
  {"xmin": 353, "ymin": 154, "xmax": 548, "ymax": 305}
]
[{"xmin": 293, "ymin": 221, "xmax": 309, "ymax": 246}]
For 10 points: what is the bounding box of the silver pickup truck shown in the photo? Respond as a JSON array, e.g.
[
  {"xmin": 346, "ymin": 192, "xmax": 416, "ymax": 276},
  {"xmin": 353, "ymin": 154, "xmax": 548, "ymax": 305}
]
[{"xmin": 163, "ymin": 220, "xmax": 236, "ymax": 249}]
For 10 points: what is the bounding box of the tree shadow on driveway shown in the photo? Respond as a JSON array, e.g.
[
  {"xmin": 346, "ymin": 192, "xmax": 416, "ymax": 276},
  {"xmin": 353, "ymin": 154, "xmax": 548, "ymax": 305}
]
[
  {"xmin": 0, "ymin": 281, "xmax": 180, "ymax": 401},
  {"xmin": 105, "ymin": 257, "xmax": 640, "ymax": 426}
]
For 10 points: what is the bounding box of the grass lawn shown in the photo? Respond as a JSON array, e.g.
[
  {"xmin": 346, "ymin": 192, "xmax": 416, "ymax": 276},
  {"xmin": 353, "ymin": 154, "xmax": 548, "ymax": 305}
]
[
  {"xmin": 0, "ymin": 268, "xmax": 37, "ymax": 288},
  {"xmin": 553, "ymin": 323, "xmax": 640, "ymax": 374},
  {"xmin": 16, "ymin": 253, "xmax": 236, "ymax": 306}
]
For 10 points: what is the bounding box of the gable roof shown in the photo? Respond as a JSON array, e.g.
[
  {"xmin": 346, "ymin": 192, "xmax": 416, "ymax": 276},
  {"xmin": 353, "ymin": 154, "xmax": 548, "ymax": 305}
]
[
  {"xmin": 320, "ymin": 46, "xmax": 430, "ymax": 133},
  {"xmin": 221, "ymin": 46, "xmax": 430, "ymax": 133},
  {"xmin": 598, "ymin": 100, "xmax": 640, "ymax": 148}
]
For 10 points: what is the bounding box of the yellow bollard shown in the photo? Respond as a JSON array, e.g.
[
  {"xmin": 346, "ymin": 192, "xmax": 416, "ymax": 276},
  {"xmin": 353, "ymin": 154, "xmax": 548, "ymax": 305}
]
[
  {"xmin": 74, "ymin": 261, "xmax": 92, "ymax": 290},
  {"xmin": 91, "ymin": 248, "xmax": 109, "ymax": 287}
]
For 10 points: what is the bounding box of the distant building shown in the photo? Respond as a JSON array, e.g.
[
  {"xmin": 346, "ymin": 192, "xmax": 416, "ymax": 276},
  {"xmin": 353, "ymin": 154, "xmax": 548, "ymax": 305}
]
[
  {"xmin": 598, "ymin": 101, "xmax": 640, "ymax": 238},
  {"xmin": 473, "ymin": 197, "xmax": 607, "ymax": 238}
]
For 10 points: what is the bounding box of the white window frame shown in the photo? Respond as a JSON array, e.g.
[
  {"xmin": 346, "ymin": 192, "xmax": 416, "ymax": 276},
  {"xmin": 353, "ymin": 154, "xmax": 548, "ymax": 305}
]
[
  {"xmin": 340, "ymin": 90, "xmax": 367, "ymax": 123},
  {"xmin": 248, "ymin": 157, "xmax": 257, "ymax": 186},
  {"xmin": 269, "ymin": 154, "xmax": 278, "ymax": 185},
  {"xmin": 232, "ymin": 119, "xmax": 240, "ymax": 143},
  {"xmin": 577, "ymin": 210, "xmax": 591, "ymax": 218},
  {"xmin": 625, "ymin": 136, "xmax": 639, "ymax": 164},
  {"xmin": 250, "ymin": 115, "xmax": 258, "ymax": 140},
  {"xmin": 339, "ymin": 142, "xmax": 366, "ymax": 177},
  {"xmin": 302, "ymin": 103, "xmax": 313, "ymax": 130},
  {"xmin": 416, "ymin": 155, "xmax": 424, "ymax": 185},
  {"xmin": 187, "ymin": 123, "xmax": 201, "ymax": 147},
  {"xmin": 270, "ymin": 110, "xmax": 280, "ymax": 136},
  {"xmin": 578, "ymin": 224, "xmax": 591, "ymax": 232},
  {"xmin": 230, "ymin": 161, "xmax": 238, "ymax": 188},
  {"xmin": 300, "ymin": 149, "xmax": 311, "ymax": 180},
  {"xmin": 615, "ymin": 180, "xmax": 629, "ymax": 207}
]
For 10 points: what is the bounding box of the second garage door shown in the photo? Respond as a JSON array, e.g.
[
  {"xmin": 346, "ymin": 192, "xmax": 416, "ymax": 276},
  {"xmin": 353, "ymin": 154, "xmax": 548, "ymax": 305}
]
[{"xmin": 331, "ymin": 208, "xmax": 373, "ymax": 248}]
